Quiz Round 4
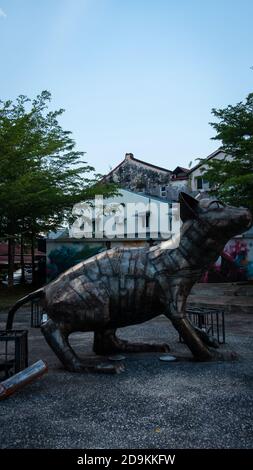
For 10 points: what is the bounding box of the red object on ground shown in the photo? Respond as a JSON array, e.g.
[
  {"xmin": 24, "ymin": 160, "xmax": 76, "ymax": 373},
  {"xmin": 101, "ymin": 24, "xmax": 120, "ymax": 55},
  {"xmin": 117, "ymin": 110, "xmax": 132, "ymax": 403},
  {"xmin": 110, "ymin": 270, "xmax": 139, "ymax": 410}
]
[{"xmin": 0, "ymin": 360, "xmax": 48, "ymax": 400}]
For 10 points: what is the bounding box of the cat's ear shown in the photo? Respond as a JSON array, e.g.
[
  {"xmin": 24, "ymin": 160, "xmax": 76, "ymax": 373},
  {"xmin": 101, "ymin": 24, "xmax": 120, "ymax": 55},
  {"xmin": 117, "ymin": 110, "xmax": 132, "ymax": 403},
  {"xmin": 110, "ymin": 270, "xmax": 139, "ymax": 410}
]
[{"xmin": 179, "ymin": 192, "xmax": 199, "ymax": 222}]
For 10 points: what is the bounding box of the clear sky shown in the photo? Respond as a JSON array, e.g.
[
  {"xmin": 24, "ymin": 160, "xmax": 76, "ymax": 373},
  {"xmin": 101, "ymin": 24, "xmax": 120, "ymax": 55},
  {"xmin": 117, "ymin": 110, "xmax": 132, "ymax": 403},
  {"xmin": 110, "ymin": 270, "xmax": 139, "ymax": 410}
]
[{"xmin": 0, "ymin": 0, "xmax": 252, "ymax": 174}]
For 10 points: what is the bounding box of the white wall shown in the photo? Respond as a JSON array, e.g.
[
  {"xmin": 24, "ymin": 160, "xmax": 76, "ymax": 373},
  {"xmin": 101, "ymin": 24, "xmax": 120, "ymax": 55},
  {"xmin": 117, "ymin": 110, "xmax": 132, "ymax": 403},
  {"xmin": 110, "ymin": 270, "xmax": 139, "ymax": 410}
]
[
  {"xmin": 189, "ymin": 151, "xmax": 227, "ymax": 192},
  {"xmin": 69, "ymin": 189, "xmax": 172, "ymax": 240},
  {"xmin": 170, "ymin": 179, "xmax": 188, "ymax": 189}
]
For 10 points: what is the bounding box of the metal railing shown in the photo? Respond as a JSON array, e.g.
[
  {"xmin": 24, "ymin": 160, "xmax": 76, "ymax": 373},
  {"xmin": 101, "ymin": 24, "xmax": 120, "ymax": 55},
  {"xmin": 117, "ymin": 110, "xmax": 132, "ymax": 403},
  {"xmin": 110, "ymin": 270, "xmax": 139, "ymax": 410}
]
[
  {"xmin": 31, "ymin": 300, "xmax": 47, "ymax": 328},
  {"xmin": 180, "ymin": 306, "xmax": 225, "ymax": 344},
  {"xmin": 0, "ymin": 330, "xmax": 28, "ymax": 380}
]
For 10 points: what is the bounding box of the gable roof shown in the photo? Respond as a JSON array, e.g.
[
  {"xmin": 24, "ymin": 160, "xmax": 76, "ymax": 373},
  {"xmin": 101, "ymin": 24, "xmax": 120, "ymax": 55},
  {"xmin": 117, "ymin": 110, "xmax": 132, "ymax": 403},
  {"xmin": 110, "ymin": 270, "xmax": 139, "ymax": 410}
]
[
  {"xmin": 187, "ymin": 148, "xmax": 224, "ymax": 174},
  {"xmin": 104, "ymin": 153, "xmax": 172, "ymax": 180},
  {"xmin": 171, "ymin": 166, "xmax": 190, "ymax": 174},
  {"xmin": 129, "ymin": 154, "xmax": 172, "ymax": 173}
]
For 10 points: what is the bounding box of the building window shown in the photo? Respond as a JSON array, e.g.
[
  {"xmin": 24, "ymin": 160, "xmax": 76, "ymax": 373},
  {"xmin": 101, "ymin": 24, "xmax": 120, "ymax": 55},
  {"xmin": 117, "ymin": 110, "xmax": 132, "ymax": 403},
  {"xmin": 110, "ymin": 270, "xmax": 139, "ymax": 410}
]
[
  {"xmin": 196, "ymin": 177, "xmax": 209, "ymax": 190},
  {"xmin": 146, "ymin": 212, "xmax": 150, "ymax": 229},
  {"xmin": 140, "ymin": 212, "xmax": 150, "ymax": 229},
  {"xmin": 92, "ymin": 219, "xmax": 96, "ymax": 234},
  {"xmin": 160, "ymin": 186, "xmax": 167, "ymax": 197},
  {"xmin": 196, "ymin": 177, "xmax": 203, "ymax": 190}
]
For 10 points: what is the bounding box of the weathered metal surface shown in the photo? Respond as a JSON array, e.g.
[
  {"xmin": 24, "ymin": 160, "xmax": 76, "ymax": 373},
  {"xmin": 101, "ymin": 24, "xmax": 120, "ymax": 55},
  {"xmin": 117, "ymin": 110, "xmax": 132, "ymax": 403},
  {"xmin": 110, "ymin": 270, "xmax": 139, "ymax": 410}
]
[
  {"xmin": 7, "ymin": 193, "xmax": 252, "ymax": 372},
  {"xmin": 0, "ymin": 360, "xmax": 48, "ymax": 400}
]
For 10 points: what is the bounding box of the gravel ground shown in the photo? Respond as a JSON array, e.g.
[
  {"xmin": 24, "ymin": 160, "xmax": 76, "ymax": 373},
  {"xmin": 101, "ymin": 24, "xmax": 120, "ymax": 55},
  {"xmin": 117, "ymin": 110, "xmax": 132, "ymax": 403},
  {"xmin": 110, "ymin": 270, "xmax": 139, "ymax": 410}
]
[{"xmin": 0, "ymin": 308, "xmax": 252, "ymax": 449}]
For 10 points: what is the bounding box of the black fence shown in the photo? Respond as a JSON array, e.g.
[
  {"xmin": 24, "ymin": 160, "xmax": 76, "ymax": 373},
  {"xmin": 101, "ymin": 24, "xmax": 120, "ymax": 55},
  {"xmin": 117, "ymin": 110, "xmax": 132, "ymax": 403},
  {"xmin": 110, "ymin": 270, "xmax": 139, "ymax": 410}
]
[
  {"xmin": 30, "ymin": 300, "xmax": 47, "ymax": 328},
  {"xmin": 31, "ymin": 300, "xmax": 44, "ymax": 328},
  {"xmin": 0, "ymin": 330, "xmax": 28, "ymax": 381},
  {"xmin": 180, "ymin": 306, "xmax": 226, "ymax": 344}
]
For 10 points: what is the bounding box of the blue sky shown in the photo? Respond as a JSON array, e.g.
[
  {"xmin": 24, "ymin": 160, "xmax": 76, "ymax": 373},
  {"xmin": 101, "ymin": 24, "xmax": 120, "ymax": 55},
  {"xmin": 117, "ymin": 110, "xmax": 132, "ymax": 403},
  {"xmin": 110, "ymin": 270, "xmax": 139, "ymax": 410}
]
[{"xmin": 0, "ymin": 0, "xmax": 252, "ymax": 174}]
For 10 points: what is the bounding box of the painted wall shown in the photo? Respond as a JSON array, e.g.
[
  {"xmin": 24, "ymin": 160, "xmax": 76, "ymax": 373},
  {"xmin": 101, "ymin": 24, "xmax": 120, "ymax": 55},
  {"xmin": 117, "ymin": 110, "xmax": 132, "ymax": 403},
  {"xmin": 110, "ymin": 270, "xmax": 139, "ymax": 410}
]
[
  {"xmin": 203, "ymin": 233, "xmax": 253, "ymax": 282},
  {"xmin": 46, "ymin": 238, "xmax": 149, "ymax": 281},
  {"xmin": 47, "ymin": 233, "xmax": 253, "ymax": 283},
  {"xmin": 47, "ymin": 240, "xmax": 106, "ymax": 282}
]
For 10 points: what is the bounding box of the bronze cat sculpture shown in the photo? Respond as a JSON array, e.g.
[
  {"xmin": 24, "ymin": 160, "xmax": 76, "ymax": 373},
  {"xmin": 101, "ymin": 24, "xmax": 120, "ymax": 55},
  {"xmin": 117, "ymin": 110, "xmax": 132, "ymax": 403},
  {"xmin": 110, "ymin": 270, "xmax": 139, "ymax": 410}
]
[{"xmin": 7, "ymin": 192, "xmax": 252, "ymax": 373}]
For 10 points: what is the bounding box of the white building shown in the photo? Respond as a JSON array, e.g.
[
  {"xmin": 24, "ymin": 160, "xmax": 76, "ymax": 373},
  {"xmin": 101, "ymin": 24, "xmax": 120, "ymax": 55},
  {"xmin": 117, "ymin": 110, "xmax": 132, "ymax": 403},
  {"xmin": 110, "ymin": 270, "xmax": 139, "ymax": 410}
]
[
  {"xmin": 187, "ymin": 148, "xmax": 227, "ymax": 194},
  {"xmin": 69, "ymin": 189, "xmax": 176, "ymax": 244}
]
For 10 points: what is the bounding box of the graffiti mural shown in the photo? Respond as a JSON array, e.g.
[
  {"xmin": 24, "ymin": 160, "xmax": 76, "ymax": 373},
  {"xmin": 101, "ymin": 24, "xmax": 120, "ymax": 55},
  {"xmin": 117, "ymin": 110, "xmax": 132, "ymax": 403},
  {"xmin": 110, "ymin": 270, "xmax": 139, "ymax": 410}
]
[
  {"xmin": 47, "ymin": 235, "xmax": 253, "ymax": 284},
  {"xmin": 203, "ymin": 237, "xmax": 253, "ymax": 282},
  {"xmin": 47, "ymin": 242, "xmax": 105, "ymax": 282}
]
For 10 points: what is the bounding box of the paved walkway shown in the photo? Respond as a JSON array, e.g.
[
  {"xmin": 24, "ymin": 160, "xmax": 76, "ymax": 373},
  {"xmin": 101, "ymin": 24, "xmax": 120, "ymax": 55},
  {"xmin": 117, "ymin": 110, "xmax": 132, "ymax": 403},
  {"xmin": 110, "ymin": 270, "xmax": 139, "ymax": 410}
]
[
  {"xmin": 0, "ymin": 308, "xmax": 252, "ymax": 449},
  {"xmin": 188, "ymin": 283, "xmax": 253, "ymax": 313}
]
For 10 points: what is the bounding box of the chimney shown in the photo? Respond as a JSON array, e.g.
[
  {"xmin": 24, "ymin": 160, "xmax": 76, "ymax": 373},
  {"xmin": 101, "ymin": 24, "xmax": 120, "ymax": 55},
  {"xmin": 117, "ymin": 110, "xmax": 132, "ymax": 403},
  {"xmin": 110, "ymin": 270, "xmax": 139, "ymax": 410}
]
[{"xmin": 125, "ymin": 153, "xmax": 134, "ymax": 160}]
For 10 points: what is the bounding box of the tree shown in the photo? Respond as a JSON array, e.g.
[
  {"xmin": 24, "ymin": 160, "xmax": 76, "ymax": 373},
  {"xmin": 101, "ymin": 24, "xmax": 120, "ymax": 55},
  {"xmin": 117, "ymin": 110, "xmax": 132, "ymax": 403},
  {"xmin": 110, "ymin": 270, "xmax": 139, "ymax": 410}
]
[
  {"xmin": 0, "ymin": 91, "xmax": 117, "ymax": 286},
  {"xmin": 199, "ymin": 93, "xmax": 253, "ymax": 210}
]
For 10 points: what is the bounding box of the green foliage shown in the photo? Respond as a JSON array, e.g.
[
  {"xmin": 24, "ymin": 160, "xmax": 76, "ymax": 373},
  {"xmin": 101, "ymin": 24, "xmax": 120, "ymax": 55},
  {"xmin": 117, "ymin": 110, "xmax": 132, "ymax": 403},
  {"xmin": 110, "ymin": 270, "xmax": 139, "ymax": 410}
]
[
  {"xmin": 0, "ymin": 90, "xmax": 117, "ymax": 240},
  {"xmin": 199, "ymin": 93, "xmax": 253, "ymax": 210},
  {"xmin": 0, "ymin": 90, "xmax": 117, "ymax": 285},
  {"xmin": 47, "ymin": 244, "xmax": 104, "ymax": 281}
]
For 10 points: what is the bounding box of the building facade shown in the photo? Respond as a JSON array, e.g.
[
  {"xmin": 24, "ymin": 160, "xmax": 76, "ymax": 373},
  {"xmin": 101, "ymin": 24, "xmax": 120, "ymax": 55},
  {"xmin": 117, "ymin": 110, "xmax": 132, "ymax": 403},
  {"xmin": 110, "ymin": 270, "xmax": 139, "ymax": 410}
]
[
  {"xmin": 46, "ymin": 149, "xmax": 253, "ymax": 282},
  {"xmin": 103, "ymin": 153, "xmax": 172, "ymax": 198},
  {"xmin": 47, "ymin": 190, "xmax": 175, "ymax": 281},
  {"xmin": 102, "ymin": 150, "xmax": 227, "ymax": 201}
]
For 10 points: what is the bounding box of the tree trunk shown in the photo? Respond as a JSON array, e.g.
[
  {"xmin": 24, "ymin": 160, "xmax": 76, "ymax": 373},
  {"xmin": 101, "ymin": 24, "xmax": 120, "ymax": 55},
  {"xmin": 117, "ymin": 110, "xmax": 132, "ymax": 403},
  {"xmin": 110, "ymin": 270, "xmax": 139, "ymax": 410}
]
[
  {"xmin": 20, "ymin": 234, "xmax": 25, "ymax": 285},
  {"xmin": 8, "ymin": 237, "xmax": 15, "ymax": 288},
  {"xmin": 31, "ymin": 233, "xmax": 36, "ymax": 285}
]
